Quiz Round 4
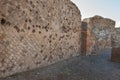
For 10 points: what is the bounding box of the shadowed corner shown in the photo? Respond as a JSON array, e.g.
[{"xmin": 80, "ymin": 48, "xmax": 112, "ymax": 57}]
[{"xmin": 81, "ymin": 22, "xmax": 87, "ymax": 56}]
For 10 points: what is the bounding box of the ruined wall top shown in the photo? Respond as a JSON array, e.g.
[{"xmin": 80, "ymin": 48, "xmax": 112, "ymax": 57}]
[{"xmin": 83, "ymin": 15, "xmax": 115, "ymax": 29}]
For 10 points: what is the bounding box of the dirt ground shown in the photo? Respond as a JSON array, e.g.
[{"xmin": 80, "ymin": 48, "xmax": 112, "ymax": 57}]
[{"xmin": 0, "ymin": 49, "xmax": 120, "ymax": 80}]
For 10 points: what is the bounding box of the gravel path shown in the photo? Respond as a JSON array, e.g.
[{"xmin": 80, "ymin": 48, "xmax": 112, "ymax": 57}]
[{"xmin": 0, "ymin": 49, "xmax": 120, "ymax": 80}]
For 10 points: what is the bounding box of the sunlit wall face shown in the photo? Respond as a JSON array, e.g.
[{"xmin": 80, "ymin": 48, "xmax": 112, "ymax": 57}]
[{"xmin": 71, "ymin": 0, "xmax": 120, "ymax": 27}]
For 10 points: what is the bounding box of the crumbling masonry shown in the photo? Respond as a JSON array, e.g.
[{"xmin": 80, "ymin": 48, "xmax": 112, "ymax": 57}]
[
  {"xmin": 0, "ymin": 0, "xmax": 119, "ymax": 78},
  {"xmin": 81, "ymin": 16, "xmax": 115, "ymax": 55}
]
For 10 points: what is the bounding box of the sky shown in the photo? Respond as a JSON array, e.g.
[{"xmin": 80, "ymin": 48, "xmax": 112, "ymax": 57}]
[{"xmin": 71, "ymin": 0, "xmax": 120, "ymax": 27}]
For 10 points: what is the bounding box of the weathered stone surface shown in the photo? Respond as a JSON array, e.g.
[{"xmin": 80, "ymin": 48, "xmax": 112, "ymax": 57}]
[
  {"xmin": 0, "ymin": 0, "xmax": 81, "ymax": 77},
  {"xmin": 111, "ymin": 28, "xmax": 120, "ymax": 62},
  {"xmin": 82, "ymin": 15, "xmax": 115, "ymax": 55},
  {"xmin": 112, "ymin": 28, "xmax": 120, "ymax": 47}
]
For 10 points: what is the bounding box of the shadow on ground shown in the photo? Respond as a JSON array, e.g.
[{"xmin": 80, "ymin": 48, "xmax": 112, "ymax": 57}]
[{"xmin": 0, "ymin": 49, "xmax": 120, "ymax": 80}]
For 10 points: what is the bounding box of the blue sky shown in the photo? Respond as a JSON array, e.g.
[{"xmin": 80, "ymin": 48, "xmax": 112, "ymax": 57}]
[{"xmin": 71, "ymin": 0, "xmax": 120, "ymax": 27}]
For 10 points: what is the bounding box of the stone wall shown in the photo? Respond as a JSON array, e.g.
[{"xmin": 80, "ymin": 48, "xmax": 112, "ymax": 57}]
[
  {"xmin": 111, "ymin": 28, "xmax": 120, "ymax": 62},
  {"xmin": 82, "ymin": 16, "xmax": 115, "ymax": 55},
  {"xmin": 0, "ymin": 0, "xmax": 81, "ymax": 77},
  {"xmin": 112, "ymin": 28, "xmax": 120, "ymax": 47}
]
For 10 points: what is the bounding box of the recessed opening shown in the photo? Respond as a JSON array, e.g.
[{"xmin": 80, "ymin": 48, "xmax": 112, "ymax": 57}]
[{"xmin": 1, "ymin": 18, "xmax": 6, "ymax": 25}]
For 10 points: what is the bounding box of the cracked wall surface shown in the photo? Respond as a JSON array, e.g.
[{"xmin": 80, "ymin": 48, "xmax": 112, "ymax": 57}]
[
  {"xmin": 82, "ymin": 16, "xmax": 115, "ymax": 55},
  {"xmin": 0, "ymin": 0, "xmax": 81, "ymax": 77}
]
